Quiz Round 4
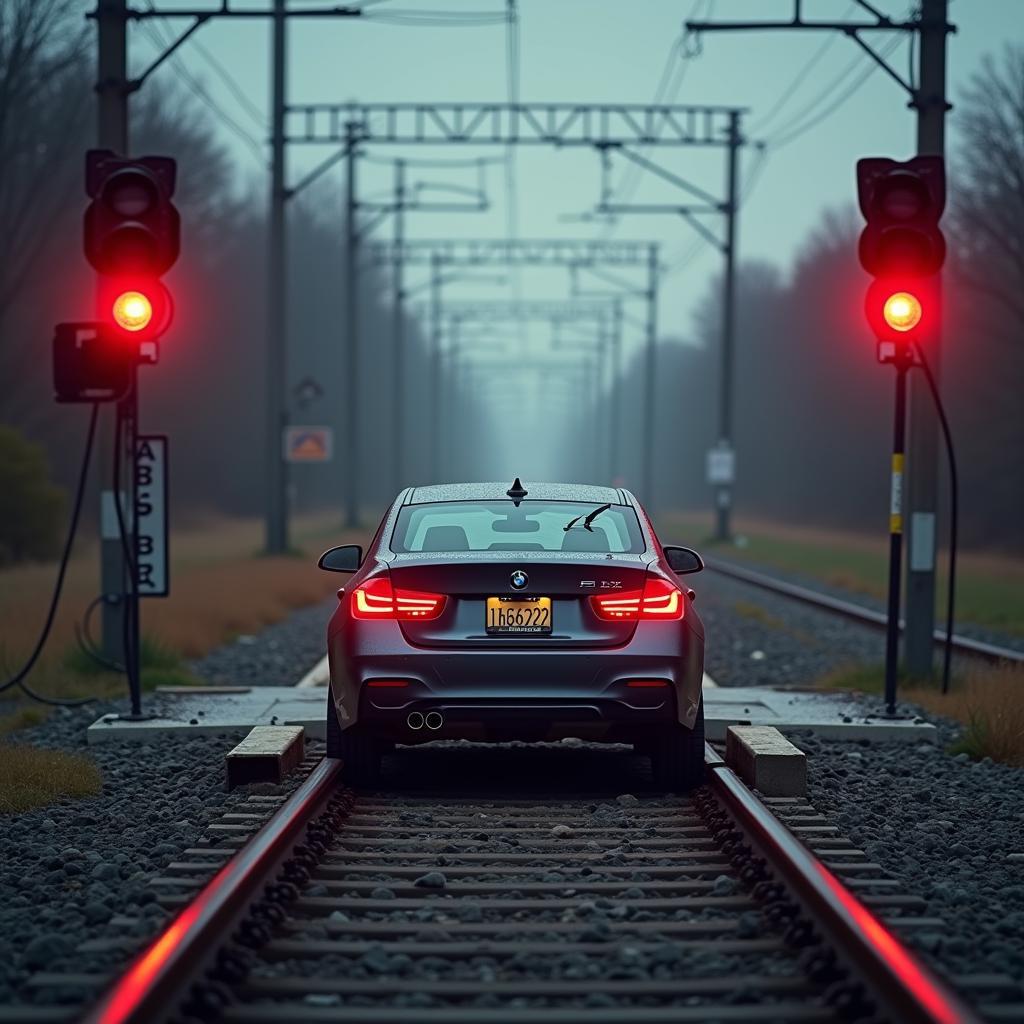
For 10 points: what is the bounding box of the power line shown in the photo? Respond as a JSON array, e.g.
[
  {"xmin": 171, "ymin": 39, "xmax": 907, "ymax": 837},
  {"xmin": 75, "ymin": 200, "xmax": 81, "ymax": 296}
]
[
  {"xmin": 189, "ymin": 36, "xmax": 267, "ymax": 130},
  {"xmin": 746, "ymin": 4, "xmax": 854, "ymax": 135},
  {"xmin": 766, "ymin": 35, "xmax": 903, "ymax": 149},
  {"xmin": 599, "ymin": 0, "xmax": 708, "ymax": 241},
  {"xmin": 138, "ymin": 7, "xmax": 267, "ymax": 166}
]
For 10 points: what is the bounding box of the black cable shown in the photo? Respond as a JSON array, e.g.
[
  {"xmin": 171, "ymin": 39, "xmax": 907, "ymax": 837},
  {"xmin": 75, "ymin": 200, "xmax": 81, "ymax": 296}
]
[
  {"xmin": 74, "ymin": 595, "xmax": 126, "ymax": 674},
  {"xmin": 0, "ymin": 404, "xmax": 101, "ymax": 706},
  {"xmin": 913, "ymin": 340, "xmax": 958, "ymax": 695}
]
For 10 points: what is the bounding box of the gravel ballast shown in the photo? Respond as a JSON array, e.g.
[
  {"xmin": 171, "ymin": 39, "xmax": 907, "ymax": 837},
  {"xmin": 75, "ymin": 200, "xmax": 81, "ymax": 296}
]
[
  {"xmin": 0, "ymin": 702, "xmax": 315, "ymax": 1006},
  {"xmin": 1, "ymin": 563, "xmax": 1021, "ymax": 1012}
]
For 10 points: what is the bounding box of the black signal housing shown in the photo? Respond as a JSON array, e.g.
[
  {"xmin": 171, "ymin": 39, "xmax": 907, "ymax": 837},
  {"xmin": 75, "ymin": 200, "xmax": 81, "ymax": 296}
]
[{"xmin": 84, "ymin": 149, "xmax": 180, "ymax": 277}]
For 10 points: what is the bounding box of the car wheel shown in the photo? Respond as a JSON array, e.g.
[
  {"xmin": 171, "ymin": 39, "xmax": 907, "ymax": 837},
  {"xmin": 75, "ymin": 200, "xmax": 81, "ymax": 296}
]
[
  {"xmin": 650, "ymin": 699, "xmax": 705, "ymax": 792},
  {"xmin": 326, "ymin": 693, "xmax": 381, "ymax": 787}
]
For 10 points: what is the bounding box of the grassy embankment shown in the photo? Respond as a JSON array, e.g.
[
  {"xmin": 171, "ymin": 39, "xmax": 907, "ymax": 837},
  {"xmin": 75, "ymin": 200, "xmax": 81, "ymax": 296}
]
[
  {"xmin": 657, "ymin": 512, "xmax": 1024, "ymax": 764},
  {"xmin": 0, "ymin": 513, "xmax": 368, "ymax": 809},
  {"xmin": 659, "ymin": 511, "xmax": 1024, "ymax": 637}
]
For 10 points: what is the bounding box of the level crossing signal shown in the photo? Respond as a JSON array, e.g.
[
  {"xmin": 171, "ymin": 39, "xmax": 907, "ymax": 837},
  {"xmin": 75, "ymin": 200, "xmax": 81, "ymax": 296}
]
[
  {"xmin": 856, "ymin": 155, "xmax": 945, "ymax": 351},
  {"xmin": 84, "ymin": 149, "xmax": 179, "ymax": 342}
]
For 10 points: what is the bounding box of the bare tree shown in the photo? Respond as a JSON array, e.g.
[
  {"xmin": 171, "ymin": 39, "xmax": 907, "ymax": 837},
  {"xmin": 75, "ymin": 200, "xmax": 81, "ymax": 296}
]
[
  {"xmin": 948, "ymin": 43, "xmax": 1024, "ymax": 332},
  {"xmin": 0, "ymin": 1, "xmax": 90, "ymax": 329}
]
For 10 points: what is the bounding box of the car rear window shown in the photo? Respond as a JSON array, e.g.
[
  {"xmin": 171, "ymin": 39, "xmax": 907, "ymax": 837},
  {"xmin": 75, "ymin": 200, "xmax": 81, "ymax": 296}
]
[{"xmin": 391, "ymin": 500, "xmax": 646, "ymax": 554}]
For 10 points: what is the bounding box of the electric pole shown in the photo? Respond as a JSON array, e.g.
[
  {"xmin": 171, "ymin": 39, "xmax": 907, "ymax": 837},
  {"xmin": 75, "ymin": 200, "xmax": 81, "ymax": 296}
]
[
  {"xmin": 716, "ymin": 111, "xmax": 741, "ymax": 542},
  {"xmin": 96, "ymin": 0, "xmax": 128, "ymax": 663},
  {"xmin": 685, "ymin": 1, "xmax": 954, "ymax": 678},
  {"xmin": 429, "ymin": 252, "xmax": 442, "ymax": 483},
  {"xmin": 265, "ymin": 0, "xmax": 288, "ymax": 554},
  {"xmin": 610, "ymin": 299, "xmax": 622, "ymax": 483},
  {"xmin": 905, "ymin": 0, "xmax": 950, "ymax": 678},
  {"xmin": 343, "ymin": 121, "xmax": 361, "ymax": 528},
  {"xmin": 642, "ymin": 244, "xmax": 658, "ymax": 511},
  {"xmin": 392, "ymin": 159, "xmax": 406, "ymax": 494}
]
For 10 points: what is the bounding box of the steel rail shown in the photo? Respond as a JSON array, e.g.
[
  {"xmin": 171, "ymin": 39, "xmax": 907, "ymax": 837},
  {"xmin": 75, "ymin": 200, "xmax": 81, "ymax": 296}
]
[
  {"xmin": 82, "ymin": 757, "xmax": 344, "ymax": 1024},
  {"xmin": 81, "ymin": 749, "xmax": 986, "ymax": 1024},
  {"xmin": 707, "ymin": 557, "xmax": 1023, "ymax": 664},
  {"xmin": 703, "ymin": 744, "xmax": 983, "ymax": 1024}
]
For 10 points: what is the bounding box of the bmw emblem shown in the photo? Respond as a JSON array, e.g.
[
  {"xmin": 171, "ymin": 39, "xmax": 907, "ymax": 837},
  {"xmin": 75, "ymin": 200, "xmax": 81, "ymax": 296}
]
[{"xmin": 510, "ymin": 570, "xmax": 528, "ymax": 591}]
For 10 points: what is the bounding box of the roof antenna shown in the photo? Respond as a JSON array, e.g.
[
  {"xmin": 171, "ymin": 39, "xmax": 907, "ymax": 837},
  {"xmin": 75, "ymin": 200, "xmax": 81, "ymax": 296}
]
[{"xmin": 506, "ymin": 477, "xmax": 528, "ymax": 505}]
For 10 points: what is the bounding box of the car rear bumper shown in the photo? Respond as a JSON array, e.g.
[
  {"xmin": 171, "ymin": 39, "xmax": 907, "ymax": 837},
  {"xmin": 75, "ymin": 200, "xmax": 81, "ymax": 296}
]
[{"xmin": 327, "ymin": 626, "xmax": 704, "ymax": 739}]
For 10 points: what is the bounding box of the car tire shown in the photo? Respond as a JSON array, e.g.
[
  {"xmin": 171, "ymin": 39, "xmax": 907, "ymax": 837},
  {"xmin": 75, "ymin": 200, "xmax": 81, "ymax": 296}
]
[
  {"xmin": 326, "ymin": 693, "xmax": 381, "ymax": 787},
  {"xmin": 650, "ymin": 699, "xmax": 705, "ymax": 792}
]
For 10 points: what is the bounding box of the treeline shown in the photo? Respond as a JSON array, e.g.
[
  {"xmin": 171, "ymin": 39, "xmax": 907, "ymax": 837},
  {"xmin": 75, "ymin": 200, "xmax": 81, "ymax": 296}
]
[
  {"xmin": 609, "ymin": 44, "xmax": 1023, "ymax": 552},
  {"xmin": 0, "ymin": 1, "xmax": 466, "ymax": 543}
]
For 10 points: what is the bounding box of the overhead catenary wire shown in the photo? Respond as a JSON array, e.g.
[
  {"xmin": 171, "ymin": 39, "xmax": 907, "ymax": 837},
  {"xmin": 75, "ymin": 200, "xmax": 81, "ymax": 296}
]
[
  {"xmin": 662, "ymin": 31, "xmax": 903, "ymax": 281},
  {"xmin": 763, "ymin": 35, "xmax": 904, "ymax": 150},
  {"xmin": 746, "ymin": 1, "xmax": 856, "ymax": 135},
  {"xmin": 599, "ymin": 0, "xmax": 708, "ymax": 241},
  {"xmin": 140, "ymin": 2, "xmax": 268, "ymax": 167}
]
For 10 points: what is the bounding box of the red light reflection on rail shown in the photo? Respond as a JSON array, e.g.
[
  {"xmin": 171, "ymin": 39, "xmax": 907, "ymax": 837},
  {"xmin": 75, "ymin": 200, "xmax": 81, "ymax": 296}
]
[
  {"xmin": 813, "ymin": 862, "xmax": 961, "ymax": 1024},
  {"xmin": 93, "ymin": 857, "xmax": 231, "ymax": 1024}
]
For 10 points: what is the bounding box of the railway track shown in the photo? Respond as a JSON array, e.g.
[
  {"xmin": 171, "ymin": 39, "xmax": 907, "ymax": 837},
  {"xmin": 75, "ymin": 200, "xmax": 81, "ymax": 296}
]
[
  {"xmin": 67, "ymin": 744, "xmax": 1023, "ymax": 1024},
  {"xmin": 707, "ymin": 558, "xmax": 1024, "ymax": 666}
]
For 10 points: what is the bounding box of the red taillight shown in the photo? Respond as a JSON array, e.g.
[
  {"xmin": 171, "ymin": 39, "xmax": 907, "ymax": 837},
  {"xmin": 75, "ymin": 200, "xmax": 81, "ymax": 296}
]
[
  {"xmin": 366, "ymin": 680, "xmax": 409, "ymax": 688},
  {"xmin": 351, "ymin": 576, "xmax": 445, "ymax": 621},
  {"xmin": 627, "ymin": 679, "xmax": 670, "ymax": 687},
  {"xmin": 590, "ymin": 576, "xmax": 683, "ymax": 621}
]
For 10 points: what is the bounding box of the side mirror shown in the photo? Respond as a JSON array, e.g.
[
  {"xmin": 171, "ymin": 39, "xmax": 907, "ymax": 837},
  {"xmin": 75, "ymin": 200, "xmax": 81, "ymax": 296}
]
[
  {"xmin": 664, "ymin": 545, "xmax": 704, "ymax": 575},
  {"xmin": 318, "ymin": 544, "xmax": 362, "ymax": 573}
]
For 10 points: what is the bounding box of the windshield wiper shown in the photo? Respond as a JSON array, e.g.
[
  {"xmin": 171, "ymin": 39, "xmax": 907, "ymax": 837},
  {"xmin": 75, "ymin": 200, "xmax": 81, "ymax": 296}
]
[{"xmin": 563, "ymin": 503, "xmax": 612, "ymax": 533}]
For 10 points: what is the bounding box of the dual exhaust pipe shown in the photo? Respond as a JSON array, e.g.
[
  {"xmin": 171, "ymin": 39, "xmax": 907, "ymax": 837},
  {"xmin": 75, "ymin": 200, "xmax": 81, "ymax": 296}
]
[{"xmin": 407, "ymin": 711, "xmax": 443, "ymax": 731}]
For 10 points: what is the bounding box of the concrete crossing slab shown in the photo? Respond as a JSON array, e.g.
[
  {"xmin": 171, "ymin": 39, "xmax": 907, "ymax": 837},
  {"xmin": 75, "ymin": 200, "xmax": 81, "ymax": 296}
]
[{"xmin": 86, "ymin": 680, "xmax": 935, "ymax": 745}]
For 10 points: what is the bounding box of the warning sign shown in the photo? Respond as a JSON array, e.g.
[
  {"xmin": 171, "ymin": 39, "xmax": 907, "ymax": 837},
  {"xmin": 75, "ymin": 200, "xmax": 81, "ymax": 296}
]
[
  {"xmin": 135, "ymin": 435, "xmax": 168, "ymax": 597},
  {"xmin": 284, "ymin": 426, "xmax": 334, "ymax": 463}
]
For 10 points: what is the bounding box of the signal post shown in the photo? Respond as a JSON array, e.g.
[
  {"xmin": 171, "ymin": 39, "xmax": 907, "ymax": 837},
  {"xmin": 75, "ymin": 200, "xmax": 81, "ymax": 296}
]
[
  {"xmin": 857, "ymin": 156, "xmax": 946, "ymax": 712},
  {"xmin": 57, "ymin": 145, "xmax": 180, "ymax": 717}
]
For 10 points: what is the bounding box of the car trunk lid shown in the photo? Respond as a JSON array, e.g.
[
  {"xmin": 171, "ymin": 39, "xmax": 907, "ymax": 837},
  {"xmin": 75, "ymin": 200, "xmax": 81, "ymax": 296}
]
[{"xmin": 384, "ymin": 553, "xmax": 651, "ymax": 648}]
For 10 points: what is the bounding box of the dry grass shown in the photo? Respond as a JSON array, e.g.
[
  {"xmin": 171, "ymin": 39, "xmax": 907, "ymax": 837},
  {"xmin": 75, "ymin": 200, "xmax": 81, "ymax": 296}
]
[
  {"xmin": 817, "ymin": 661, "xmax": 1024, "ymax": 766},
  {"xmin": 0, "ymin": 705, "xmax": 49, "ymax": 736},
  {"xmin": 909, "ymin": 664, "xmax": 1024, "ymax": 766},
  {"xmin": 0, "ymin": 744, "xmax": 103, "ymax": 813},
  {"xmin": 0, "ymin": 512, "xmax": 371, "ymax": 703}
]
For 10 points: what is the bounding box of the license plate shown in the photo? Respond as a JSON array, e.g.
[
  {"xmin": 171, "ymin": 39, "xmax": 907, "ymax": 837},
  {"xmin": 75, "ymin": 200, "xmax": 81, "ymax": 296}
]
[{"xmin": 486, "ymin": 596, "xmax": 552, "ymax": 635}]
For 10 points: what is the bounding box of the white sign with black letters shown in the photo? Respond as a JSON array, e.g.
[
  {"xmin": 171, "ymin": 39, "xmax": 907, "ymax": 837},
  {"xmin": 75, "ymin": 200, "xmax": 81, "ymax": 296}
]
[{"xmin": 135, "ymin": 435, "xmax": 169, "ymax": 597}]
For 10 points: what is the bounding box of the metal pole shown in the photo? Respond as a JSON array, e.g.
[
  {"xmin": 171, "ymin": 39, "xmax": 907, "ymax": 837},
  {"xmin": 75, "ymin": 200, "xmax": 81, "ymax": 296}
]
[
  {"xmin": 715, "ymin": 111, "xmax": 740, "ymax": 542},
  {"xmin": 904, "ymin": 0, "xmax": 949, "ymax": 678},
  {"xmin": 884, "ymin": 358, "xmax": 909, "ymax": 715},
  {"xmin": 445, "ymin": 317, "xmax": 461, "ymax": 477},
  {"xmin": 392, "ymin": 159, "xmax": 406, "ymax": 493},
  {"xmin": 429, "ymin": 254, "xmax": 442, "ymax": 482},
  {"xmin": 641, "ymin": 244, "xmax": 658, "ymax": 507},
  {"xmin": 97, "ymin": 0, "xmax": 128, "ymax": 663},
  {"xmin": 343, "ymin": 122, "xmax": 360, "ymax": 528},
  {"xmin": 264, "ymin": 0, "xmax": 288, "ymax": 553},
  {"xmin": 610, "ymin": 300, "xmax": 622, "ymax": 484}
]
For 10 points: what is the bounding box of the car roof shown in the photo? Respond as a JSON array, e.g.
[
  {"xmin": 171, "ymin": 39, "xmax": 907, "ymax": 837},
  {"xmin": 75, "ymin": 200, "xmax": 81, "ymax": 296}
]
[{"xmin": 405, "ymin": 481, "xmax": 629, "ymax": 506}]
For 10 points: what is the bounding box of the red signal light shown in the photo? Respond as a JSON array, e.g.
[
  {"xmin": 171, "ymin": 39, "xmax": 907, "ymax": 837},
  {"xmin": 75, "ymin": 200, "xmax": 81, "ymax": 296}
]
[
  {"xmin": 112, "ymin": 290, "xmax": 154, "ymax": 332},
  {"xmin": 865, "ymin": 280, "xmax": 932, "ymax": 344},
  {"xmin": 100, "ymin": 279, "xmax": 173, "ymax": 340},
  {"xmin": 882, "ymin": 291, "xmax": 922, "ymax": 333}
]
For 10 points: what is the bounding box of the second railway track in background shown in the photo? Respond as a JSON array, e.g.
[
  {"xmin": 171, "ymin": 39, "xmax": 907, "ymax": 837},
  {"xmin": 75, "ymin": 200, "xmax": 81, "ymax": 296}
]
[
  {"xmin": 707, "ymin": 558, "xmax": 1024, "ymax": 666},
  {"xmin": 76, "ymin": 745, "xmax": 1024, "ymax": 1024}
]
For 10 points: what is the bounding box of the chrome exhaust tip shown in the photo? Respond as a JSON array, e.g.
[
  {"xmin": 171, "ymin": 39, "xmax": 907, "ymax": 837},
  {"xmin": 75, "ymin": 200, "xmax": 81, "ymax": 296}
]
[
  {"xmin": 406, "ymin": 711, "xmax": 425, "ymax": 730},
  {"xmin": 424, "ymin": 711, "xmax": 443, "ymax": 731}
]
